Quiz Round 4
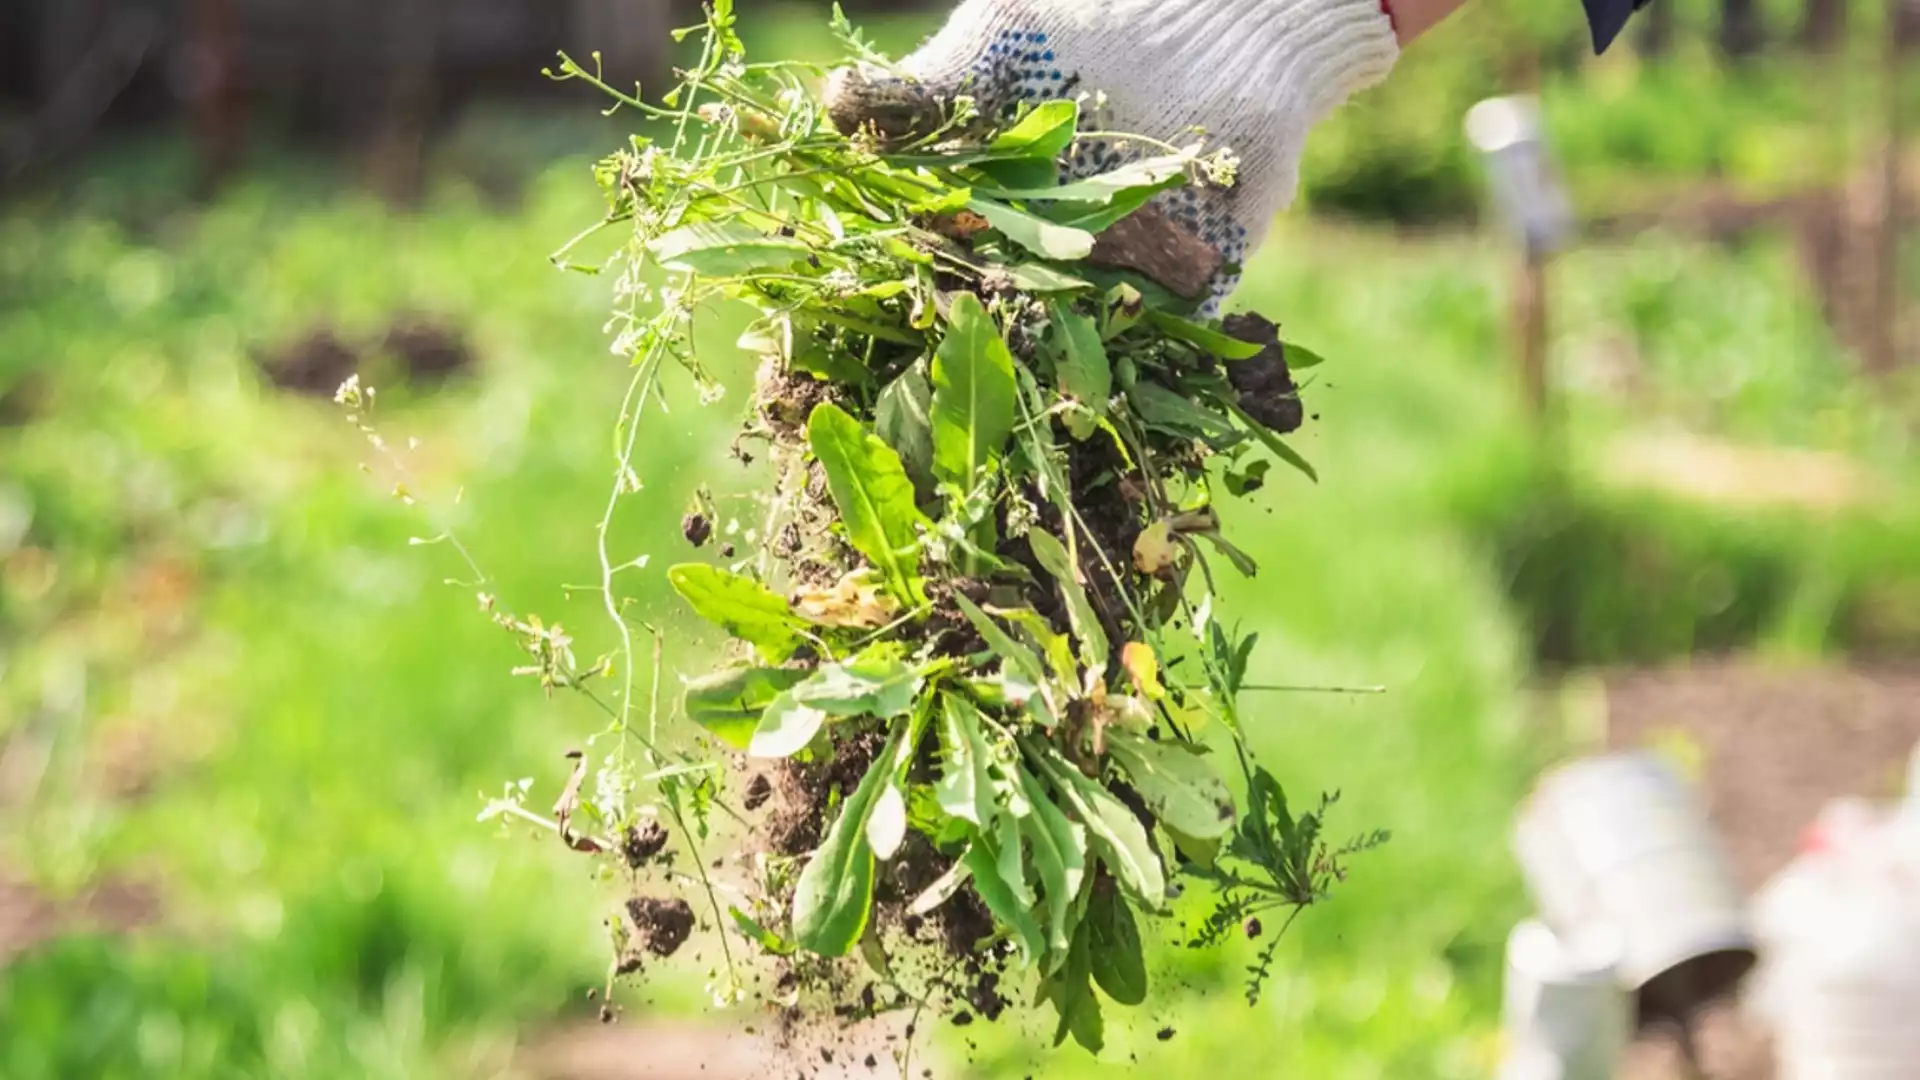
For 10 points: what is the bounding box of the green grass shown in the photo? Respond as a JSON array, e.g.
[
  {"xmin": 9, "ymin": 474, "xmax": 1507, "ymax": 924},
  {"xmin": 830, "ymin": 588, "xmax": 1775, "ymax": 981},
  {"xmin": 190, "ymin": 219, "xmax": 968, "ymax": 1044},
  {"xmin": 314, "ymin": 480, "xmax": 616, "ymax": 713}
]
[{"xmin": 4, "ymin": 8, "xmax": 1919, "ymax": 1079}]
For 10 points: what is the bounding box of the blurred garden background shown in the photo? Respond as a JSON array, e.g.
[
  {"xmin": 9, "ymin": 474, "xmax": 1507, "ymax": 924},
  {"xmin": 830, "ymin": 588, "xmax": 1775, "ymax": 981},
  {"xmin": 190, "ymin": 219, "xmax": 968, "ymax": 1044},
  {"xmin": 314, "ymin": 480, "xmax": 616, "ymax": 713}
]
[{"xmin": 2, "ymin": 0, "xmax": 1918, "ymax": 1077}]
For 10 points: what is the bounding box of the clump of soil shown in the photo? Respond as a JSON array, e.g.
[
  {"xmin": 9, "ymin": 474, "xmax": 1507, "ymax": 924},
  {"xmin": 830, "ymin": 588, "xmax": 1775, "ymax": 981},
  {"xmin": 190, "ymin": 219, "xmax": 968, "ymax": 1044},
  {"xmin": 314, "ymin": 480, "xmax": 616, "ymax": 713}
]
[
  {"xmin": 379, "ymin": 315, "xmax": 474, "ymax": 383},
  {"xmin": 259, "ymin": 328, "xmax": 360, "ymax": 396},
  {"xmin": 621, "ymin": 820, "xmax": 671, "ymax": 869},
  {"xmin": 682, "ymin": 512, "xmax": 714, "ymax": 548},
  {"xmin": 1218, "ymin": 313, "xmax": 1304, "ymax": 435},
  {"xmin": 623, "ymin": 896, "xmax": 696, "ymax": 963}
]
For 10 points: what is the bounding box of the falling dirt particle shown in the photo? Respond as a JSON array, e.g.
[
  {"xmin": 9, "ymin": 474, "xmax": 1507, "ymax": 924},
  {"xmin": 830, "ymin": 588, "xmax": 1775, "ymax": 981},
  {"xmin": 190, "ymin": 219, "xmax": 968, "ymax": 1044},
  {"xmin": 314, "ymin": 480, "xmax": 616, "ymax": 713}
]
[
  {"xmin": 1244, "ymin": 916, "xmax": 1264, "ymax": 939},
  {"xmin": 624, "ymin": 896, "xmax": 696, "ymax": 958},
  {"xmin": 952, "ymin": 1010, "xmax": 973, "ymax": 1027},
  {"xmin": 621, "ymin": 820, "xmax": 671, "ymax": 868},
  {"xmin": 599, "ymin": 1003, "xmax": 616, "ymax": 1024},
  {"xmin": 1157, "ymin": 1027, "xmax": 1176, "ymax": 1042},
  {"xmin": 682, "ymin": 512, "xmax": 713, "ymax": 548},
  {"xmin": 819, "ymin": 1049, "xmax": 834, "ymax": 1064},
  {"xmin": 744, "ymin": 773, "xmax": 774, "ymax": 811},
  {"xmin": 720, "ymin": 542, "xmax": 737, "ymax": 558},
  {"xmin": 864, "ymin": 1056, "xmax": 878, "ymax": 1070}
]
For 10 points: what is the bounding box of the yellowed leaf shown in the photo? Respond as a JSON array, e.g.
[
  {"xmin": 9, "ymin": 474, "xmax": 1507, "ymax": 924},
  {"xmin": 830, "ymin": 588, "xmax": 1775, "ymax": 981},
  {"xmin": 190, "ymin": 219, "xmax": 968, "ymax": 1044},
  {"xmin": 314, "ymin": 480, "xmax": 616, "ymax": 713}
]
[
  {"xmin": 791, "ymin": 570, "xmax": 899, "ymax": 629},
  {"xmin": 1121, "ymin": 642, "xmax": 1164, "ymax": 700},
  {"xmin": 1132, "ymin": 520, "xmax": 1178, "ymax": 576}
]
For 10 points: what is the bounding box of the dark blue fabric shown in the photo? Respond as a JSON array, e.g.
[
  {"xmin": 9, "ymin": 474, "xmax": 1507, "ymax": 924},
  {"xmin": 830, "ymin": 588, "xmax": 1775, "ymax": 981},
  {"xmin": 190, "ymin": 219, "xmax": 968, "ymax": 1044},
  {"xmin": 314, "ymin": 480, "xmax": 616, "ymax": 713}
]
[{"xmin": 1583, "ymin": 0, "xmax": 1652, "ymax": 53}]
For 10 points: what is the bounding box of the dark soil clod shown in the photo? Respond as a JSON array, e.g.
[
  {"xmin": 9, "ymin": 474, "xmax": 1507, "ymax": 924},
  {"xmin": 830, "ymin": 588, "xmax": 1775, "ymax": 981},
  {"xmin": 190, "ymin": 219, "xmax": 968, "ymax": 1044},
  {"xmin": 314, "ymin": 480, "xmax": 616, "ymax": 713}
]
[
  {"xmin": 1156, "ymin": 1027, "xmax": 1176, "ymax": 1041},
  {"xmin": 743, "ymin": 773, "xmax": 774, "ymax": 811},
  {"xmin": 1218, "ymin": 312, "xmax": 1305, "ymax": 435},
  {"xmin": 625, "ymin": 896, "xmax": 696, "ymax": 958},
  {"xmin": 620, "ymin": 820, "xmax": 671, "ymax": 869},
  {"xmin": 682, "ymin": 512, "xmax": 714, "ymax": 548}
]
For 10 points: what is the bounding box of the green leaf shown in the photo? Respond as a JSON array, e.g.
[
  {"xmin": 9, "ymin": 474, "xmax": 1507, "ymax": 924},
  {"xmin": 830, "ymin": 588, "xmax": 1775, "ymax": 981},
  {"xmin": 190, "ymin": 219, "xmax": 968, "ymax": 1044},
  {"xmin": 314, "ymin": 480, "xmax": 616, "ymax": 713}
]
[
  {"xmin": 867, "ymin": 782, "xmax": 907, "ymax": 859},
  {"xmin": 1046, "ymin": 303, "xmax": 1110, "ymax": 419},
  {"xmin": 935, "ymin": 695, "xmax": 1000, "ymax": 828},
  {"xmin": 1016, "ymin": 764, "xmax": 1087, "ymax": 963},
  {"xmin": 1130, "ymin": 381, "xmax": 1239, "ymax": 442},
  {"xmin": 930, "ymin": 293, "xmax": 1018, "ymax": 487},
  {"xmin": 647, "ymin": 221, "xmax": 809, "ymax": 276},
  {"xmin": 792, "ymin": 645, "xmax": 922, "ymax": 717},
  {"xmin": 967, "ymin": 198, "xmax": 1095, "ymax": 261},
  {"xmin": 1026, "ymin": 529, "xmax": 1108, "ymax": 673},
  {"xmin": 1107, "ymin": 731, "xmax": 1236, "ymax": 839},
  {"xmin": 791, "ymin": 725, "xmax": 904, "ymax": 956},
  {"xmin": 953, "ymin": 594, "xmax": 1049, "ymax": 692},
  {"xmin": 980, "ymin": 154, "xmax": 1189, "ymax": 204},
  {"xmin": 808, "ymin": 403, "xmax": 930, "ymax": 604},
  {"xmin": 1040, "ymin": 921, "xmax": 1104, "ymax": 1053},
  {"xmin": 1006, "ymin": 263, "xmax": 1093, "ymax": 293},
  {"xmin": 1283, "ymin": 342, "xmax": 1328, "ymax": 370},
  {"xmin": 989, "ymin": 100, "xmax": 1079, "ymax": 158},
  {"xmin": 1030, "ymin": 743, "xmax": 1166, "ymax": 909},
  {"xmin": 749, "ymin": 690, "xmax": 828, "ymax": 759},
  {"xmin": 964, "ymin": 838, "xmax": 1046, "ymax": 961},
  {"xmin": 667, "ymin": 564, "xmax": 805, "ymax": 662},
  {"xmin": 1145, "ymin": 309, "xmax": 1264, "ymax": 359},
  {"xmin": 729, "ymin": 907, "xmax": 797, "ymax": 956},
  {"xmin": 682, "ymin": 667, "xmax": 808, "ymax": 749},
  {"xmin": 1214, "ymin": 394, "xmax": 1320, "ymax": 482},
  {"xmin": 874, "ymin": 362, "xmax": 935, "ymax": 490},
  {"xmin": 1085, "ymin": 887, "xmax": 1147, "ymax": 1006}
]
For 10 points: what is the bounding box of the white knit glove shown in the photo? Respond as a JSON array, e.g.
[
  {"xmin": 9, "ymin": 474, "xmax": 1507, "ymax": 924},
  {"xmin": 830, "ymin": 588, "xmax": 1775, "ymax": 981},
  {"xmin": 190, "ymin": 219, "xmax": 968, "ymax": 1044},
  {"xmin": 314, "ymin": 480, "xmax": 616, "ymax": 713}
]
[{"xmin": 827, "ymin": 0, "xmax": 1400, "ymax": 310}]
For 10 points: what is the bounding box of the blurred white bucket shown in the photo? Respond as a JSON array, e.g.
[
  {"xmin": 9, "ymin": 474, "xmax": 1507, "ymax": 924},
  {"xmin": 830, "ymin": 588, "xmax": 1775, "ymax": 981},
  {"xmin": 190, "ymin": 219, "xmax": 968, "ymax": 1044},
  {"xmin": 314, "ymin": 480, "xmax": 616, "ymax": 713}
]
[
  {"xmin": 1497, "ymin": 919, "xmax": 1629, "ymax": 1080},
  {"xmin": 1749, "ymin": 744, "xmax": 1920, "ymax": 1080},
  {"xmin": 1513, "ymin": 752, "xmax": 1755, "ymax": 1010}
]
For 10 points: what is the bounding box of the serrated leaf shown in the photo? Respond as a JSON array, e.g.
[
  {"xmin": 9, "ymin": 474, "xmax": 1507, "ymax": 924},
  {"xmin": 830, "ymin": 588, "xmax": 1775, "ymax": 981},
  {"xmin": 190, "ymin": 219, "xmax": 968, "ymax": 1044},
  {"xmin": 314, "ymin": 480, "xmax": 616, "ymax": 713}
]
[
  {"xmin": 1016, "ymin": 764, "xmax": 1086, "ymax": 964},
  {"xmin": 989, "ymin": 100, "xmax": 1078, "ymax": 158},
  {"xmin": 1144, "ymin": 309, "xmax": 1264, "ymax": 359},
  {"xmin": 1047, "ymin": 302, "xmax": 1110, "ymax": 420},
  {"xmin": 791, "ymin": 725, "xmax": 903, "ymax": 956},
  {"xmin": 1107, "ymin": 731, "xmax": 1236, "ymax": 839},
  {"xmin": 964, "ymin": 838, "xmax": 1046, "ymax": 961},
  {"xmin": 647, "ymin": 221, "xmax": 809, "ymax": 276},
  {"xmin": 667, "ymin": 564, "xmax": 805, "ymax": 662},
  {"xmin": 874, "ymin": 361, "xmax": 935, "ymax": 490},
  {"xmin": 683, "ymin": 666, "xmax": 808, "ymax": 749},
  {"xmin": 808, "ymin": 403, "xmax": 929, "ymax": 604},
  {"xmin": 967, "ymin": 197, "xmax": 1095, "ymax": 261},
  {"xmin": 867, "ymin": 782, "xmax": 907, "ymax": 860},
  {"xmin": 1026, "ymin": 529, "xmax": 1108, "ymax": 673},
  {"xmin": 1030, "ymin": 743, "xmax": 1165, "ymax": 909},
  {"xmin": 935, "ymin": 695, "xmax": 1000, "ymax": 828},
  {"xmin": 930, "ymin": 294, "xmax": 1017, "ymax": 488},
  {"xmin": 1085, "ymin": 887, "xmax": 1147, "ymax": 1006}
]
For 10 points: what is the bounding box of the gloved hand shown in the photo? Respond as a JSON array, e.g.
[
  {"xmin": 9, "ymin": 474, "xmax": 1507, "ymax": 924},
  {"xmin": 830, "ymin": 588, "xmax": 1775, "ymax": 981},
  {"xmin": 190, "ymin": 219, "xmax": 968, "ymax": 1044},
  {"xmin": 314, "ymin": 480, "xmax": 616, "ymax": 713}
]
[{"xmin": 824, "ymin": 0, "xmax": 1401, "ymax": 311}]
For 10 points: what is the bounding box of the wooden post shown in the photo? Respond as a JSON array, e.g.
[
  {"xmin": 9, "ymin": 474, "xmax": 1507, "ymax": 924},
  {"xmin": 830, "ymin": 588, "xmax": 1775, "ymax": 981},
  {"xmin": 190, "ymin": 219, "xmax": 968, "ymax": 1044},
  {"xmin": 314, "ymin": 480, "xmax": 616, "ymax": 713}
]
[
  {"xmin": 1866, "ymin": 0, "xmax": 1908, "ymax": 372},
  {"xmin": 1516, "ymin": 246, "xmax": 1552, "ymax": 420}
]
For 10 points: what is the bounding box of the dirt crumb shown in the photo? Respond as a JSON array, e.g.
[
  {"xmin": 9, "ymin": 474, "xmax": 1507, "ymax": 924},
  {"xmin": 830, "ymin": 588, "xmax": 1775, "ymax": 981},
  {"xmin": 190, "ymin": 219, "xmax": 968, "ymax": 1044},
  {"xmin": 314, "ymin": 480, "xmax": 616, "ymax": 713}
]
[
  {"xmin": 683, "ymin": 512, "xmax": 714, "ymax": 548},
  {"xmin": 621, "ymin": 821, "xmax": 671, "ymax": 869},
  {"xmin": 625, "ymin": 896, "xmax": 696, "ymax": 959},
  {"xmin": 743, "ymin": 773, "xmax": 774, "ymax": 812}
]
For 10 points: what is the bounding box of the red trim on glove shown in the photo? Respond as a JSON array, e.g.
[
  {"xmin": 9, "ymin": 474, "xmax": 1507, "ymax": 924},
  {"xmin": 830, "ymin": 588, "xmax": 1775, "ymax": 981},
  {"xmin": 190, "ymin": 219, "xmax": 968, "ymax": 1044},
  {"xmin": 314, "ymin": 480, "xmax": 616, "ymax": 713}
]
[{"xmin": 1379, "ymin": 0, "xmax": 1397, "ymax": 32}]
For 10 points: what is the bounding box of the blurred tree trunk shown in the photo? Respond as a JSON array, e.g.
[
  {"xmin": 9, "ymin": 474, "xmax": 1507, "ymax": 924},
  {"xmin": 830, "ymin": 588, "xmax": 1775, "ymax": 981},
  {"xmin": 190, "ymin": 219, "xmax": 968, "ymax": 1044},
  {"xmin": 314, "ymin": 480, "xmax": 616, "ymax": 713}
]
[
  {"xmin": 1719, "ymin": 0, "xmax": 1766, "ymax": 59},
  {"xmin": 1798, "ymin": 0, "xmax": 1847, "ymax": 50},
  {"xmin": 1639, "ymin": 0, "xmax": 1675, "ymax": 57},
  {"xmin": 364, "ymin": 0, "xmax": 439, "ymax": 206},
  {"xmin": 1898, "ymin": 0, "xmax": 1920, "ymax": 49},
  {"xmin": 568, "ymin": 0, "xmax": 671, "ymax": 101}
]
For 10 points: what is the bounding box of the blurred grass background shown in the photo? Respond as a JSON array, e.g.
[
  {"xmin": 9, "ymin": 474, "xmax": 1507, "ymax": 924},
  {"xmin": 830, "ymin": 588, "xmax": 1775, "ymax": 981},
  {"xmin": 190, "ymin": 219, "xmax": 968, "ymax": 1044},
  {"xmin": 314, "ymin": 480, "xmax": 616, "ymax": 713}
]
[{"xmin": 2, "ymin": 0, "xmax": 1918, "ymax": 1077}]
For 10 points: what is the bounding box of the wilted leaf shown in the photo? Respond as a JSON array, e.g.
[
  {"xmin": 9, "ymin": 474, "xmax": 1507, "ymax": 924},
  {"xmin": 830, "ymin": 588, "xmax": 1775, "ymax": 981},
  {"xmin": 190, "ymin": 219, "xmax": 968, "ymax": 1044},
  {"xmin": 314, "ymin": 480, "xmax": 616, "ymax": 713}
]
[
  {"xmin": 791, "ymin": 570, "xmax": 900, "ymax": 629},
  {"xmin": 791, "ymin": 725, "xmax": 903, "ymax": 956},
  {"xmin": 1120, "ymin": 642, "xmax": 1164, "ymax": 700},
  {"xmin": 1107, "ymin": 731, "xmax": 1236, "ymax": 839},
  {"xmin": 808, "ymin": 403, "xmax": 929, "ymax": 604},
  {"xmin": 1085, "ymin": 886, "xmax": 1147, "ymax": 1006},
  {"xmin": 683, "ymin": 666, "xmax": 808, "ymax": 749},
  {"xmin": 931, "ymin": 293, "xmax": 1018, "ymax": 489},
  {"xmin": 668, "ymin": 564, "xmax": 805, "ymax": 662},
  {"xmin": 1132, "ymin": 520, "xmax": 1178, "ymax": 576},
  {"xmin": 647, "ymin": 221, "xmax": 809, "ymax": 276}
]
